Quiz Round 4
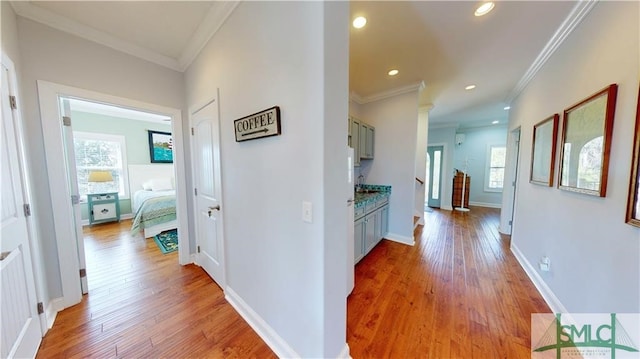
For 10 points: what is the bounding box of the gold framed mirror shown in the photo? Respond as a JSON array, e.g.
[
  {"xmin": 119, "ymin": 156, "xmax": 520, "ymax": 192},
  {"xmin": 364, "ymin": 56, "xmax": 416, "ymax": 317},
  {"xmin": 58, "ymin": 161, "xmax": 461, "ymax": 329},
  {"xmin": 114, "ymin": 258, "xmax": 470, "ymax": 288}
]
[{"xmin": 530, "ymin": 114, "xmax": 559, "ymax": 186}]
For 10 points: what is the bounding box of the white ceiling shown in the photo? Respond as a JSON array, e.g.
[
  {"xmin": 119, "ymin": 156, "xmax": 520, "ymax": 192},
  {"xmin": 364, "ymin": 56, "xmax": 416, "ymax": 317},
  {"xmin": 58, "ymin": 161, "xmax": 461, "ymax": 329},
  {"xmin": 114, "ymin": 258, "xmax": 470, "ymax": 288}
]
[{"xmin": 12, "ymin": 1, "xmax": 591, "ymax": 127}]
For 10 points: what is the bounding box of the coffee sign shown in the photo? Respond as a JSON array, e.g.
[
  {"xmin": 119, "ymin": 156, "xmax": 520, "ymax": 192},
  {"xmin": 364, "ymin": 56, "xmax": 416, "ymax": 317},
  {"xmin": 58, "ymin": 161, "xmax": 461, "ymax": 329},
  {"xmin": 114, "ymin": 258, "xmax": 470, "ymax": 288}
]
[{"xmin": 234, "ymin": 106, "xmax": 281, "ymax": 142}]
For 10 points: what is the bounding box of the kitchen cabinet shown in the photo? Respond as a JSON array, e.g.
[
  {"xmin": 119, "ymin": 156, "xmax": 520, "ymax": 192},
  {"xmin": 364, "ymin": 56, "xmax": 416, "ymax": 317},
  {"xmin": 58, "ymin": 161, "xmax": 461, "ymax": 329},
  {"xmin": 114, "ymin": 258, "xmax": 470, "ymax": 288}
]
[
  {"xmin": 358, "ymin": 123, "xmax": 374, "ymax": 159},
  {"xmin": 354, "ymin": 195, "xmax": 389, "ymax": 264},
  {"xmin": 354, "ymin": 217, "xmax": 365, "ymax": 263},
  {"xmin": 350, "ymin": 117, "xmax": 361, "ymax": 167}
]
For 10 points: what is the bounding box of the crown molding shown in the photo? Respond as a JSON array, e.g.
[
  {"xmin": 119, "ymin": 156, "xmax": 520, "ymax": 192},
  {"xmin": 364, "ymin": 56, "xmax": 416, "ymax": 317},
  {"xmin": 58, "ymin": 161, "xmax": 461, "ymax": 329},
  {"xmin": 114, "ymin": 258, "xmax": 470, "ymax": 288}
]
[
  {"xmin": 10, "ymin": 1, "xmax": 239, "ymax": 73},
  {"xmin": 11, "ymin": 2, "xmax": 182, "ymax": 71},
  {"xmin": 419, "ymin": 104, "xmax": 434, "ymax": 113},
  {"xmin": 350, "ymin": 81, "xmax": 426, "ymax": 105},
  {"xmin": 178, "ymin": 1, "xmax": 240, "ymax": 70},
  {"xmin": 505, "ymin": 0, "xmax": 598, "ymax": 104}
]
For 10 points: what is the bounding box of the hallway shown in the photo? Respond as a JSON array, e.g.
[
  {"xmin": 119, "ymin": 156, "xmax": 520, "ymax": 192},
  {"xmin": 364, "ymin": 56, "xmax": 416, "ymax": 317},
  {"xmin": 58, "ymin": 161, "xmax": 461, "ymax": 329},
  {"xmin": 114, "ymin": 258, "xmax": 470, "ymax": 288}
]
[{"xmin": 347, "ymin": 207, "xmax": 550, "ymax": 358}]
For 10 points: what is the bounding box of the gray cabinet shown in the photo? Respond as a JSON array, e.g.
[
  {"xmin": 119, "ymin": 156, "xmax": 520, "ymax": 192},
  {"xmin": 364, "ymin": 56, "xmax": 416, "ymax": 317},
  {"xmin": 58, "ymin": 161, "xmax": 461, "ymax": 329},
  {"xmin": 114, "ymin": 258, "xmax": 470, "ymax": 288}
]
[
  {"xmin": 354, "ymin": 217, "xmax": 365, "ymax": 263},
  {"xmin": 350, "ymin": 117, "xmax": 361, "ymax": 167},
  {"xmin": 358, "ymin": 123, "xmax": 375, "ymax": 159},
  {"xmin": 354, "ymin": 196, "xmax": 389, "ymax": 264}
]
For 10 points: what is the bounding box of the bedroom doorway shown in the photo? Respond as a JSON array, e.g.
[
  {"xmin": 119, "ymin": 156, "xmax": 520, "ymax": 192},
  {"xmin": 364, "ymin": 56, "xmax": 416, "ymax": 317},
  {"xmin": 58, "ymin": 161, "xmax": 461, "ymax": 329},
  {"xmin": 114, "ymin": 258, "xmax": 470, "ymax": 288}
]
[
  {"xmin": 62, "ymin": 97, "xmax": 179, "ymax": 292},
  {"xmin": 37, "ymin": 81, "xmax": 189, "ymax": 307}
]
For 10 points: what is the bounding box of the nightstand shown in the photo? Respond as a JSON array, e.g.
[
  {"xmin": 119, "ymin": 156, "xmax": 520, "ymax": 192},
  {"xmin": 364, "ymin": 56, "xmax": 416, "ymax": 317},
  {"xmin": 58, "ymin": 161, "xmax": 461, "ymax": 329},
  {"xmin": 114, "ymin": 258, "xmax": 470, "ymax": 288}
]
[{"xmin": 88, "ymin": 192, "xmax": 120, "ymax": 225}]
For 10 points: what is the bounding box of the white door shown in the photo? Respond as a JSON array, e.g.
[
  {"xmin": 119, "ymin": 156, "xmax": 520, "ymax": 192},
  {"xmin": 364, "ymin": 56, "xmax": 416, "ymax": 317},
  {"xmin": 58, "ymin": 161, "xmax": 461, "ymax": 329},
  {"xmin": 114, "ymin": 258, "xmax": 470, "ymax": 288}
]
[
  {"xmin": 60, "ymin": 98, "xmax": 88, "ymax": 294},
  {"xmin": 1, "ymin": 62, "xmax": 42, "ymax": 358},
  {"xmin": 191, "ymin": 98, "xmax": 225, "ymax": 287}
]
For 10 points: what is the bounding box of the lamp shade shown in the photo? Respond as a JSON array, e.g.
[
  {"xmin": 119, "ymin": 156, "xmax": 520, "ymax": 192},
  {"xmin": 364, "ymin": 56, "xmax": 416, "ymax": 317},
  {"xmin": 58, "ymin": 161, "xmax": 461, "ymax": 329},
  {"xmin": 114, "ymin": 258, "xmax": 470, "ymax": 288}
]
[{"xmin": 88, "ymin": 170, "xmax": 114, "ymax": 183}]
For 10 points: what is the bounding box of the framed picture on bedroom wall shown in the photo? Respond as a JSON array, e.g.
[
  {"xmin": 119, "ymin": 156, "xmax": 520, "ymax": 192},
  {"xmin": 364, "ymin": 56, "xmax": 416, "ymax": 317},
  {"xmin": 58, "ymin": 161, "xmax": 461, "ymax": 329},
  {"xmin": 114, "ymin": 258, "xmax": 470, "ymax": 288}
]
[{"xmin": 148, "ymin": 130, "xmax": 173, "ymax": 163}]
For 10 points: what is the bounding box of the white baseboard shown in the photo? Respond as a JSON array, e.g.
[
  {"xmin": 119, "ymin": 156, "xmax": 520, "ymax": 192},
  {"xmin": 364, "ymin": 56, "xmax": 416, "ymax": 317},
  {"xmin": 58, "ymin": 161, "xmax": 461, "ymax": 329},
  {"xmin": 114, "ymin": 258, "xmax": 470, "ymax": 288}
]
[
  {"xmin": 442, "ymin": 205, "xmax": 453, "ymax": 211},
  {"xmin": 510, "ymin": 243, "xmax": 568, "ymax": 314},
  {"xmin": 337, "ymin": 343, "xmax": 351, "ymax": 359},
  {"xmin": 81, "ymin": 213, "xmax": 133, "ymax": 227},
  {"xmin": 384, "ymin": 232, "xmax": 415, "ymax": 246},
  {"xmin": 225, "ymin": 287, "xmax": 299, "ymax": 358},
  {"xmin": 190, "ymin": 253, "xmax": 198, "ymax": 265},
  {"xmin": 45, "ymin": 297, "xmax": 64, "ymax": 330},
  {"xmin": 469, "ymin": 201, "xmax": 502, "ymax": 209}
]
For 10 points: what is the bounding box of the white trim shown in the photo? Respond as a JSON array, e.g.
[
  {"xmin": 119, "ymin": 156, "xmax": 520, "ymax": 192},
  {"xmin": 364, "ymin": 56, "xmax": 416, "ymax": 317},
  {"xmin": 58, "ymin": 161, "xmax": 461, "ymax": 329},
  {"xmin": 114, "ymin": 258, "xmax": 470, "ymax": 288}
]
[
  {"xmin": 10, "ymin": 1, "xmax": 240, "ymax": 72},
  {"xmin": 10, "ymin": 2, "xmax": 181, "ymax": 71},
  {"xmin": 178, "ymin": 1, "xmax": 240, "ymax": 70},
  {"xmin": 468, "ymin": 201, "xmax": 502, "ymax": 209},
  {"xmin": 337, "ymin": 343, "xmax": 351, "ymax": 359},
  {"xmin": 384, "ymin": 233, "xmax": 415, "ymax": 246},
  {"xmin": 36, "ymin": 81, "xmax": 191, "ymax": 310},
  {"xmin": 225, "ymin": 287, "xmax": 300, "ymax": 359},
  {"xmin": 350, "ymin": 81, "xmax": 425, "ymax": 104},
  {"xmin": 504, "ymin": 0, "xmax": 598, "ymax": 104},
  {"xmin": 510, "ymin": 243, "xmax": 568, "ymax": 314},
  {"xmin": 44, "ymin": 298, "xmax": 65, "ymax": 329}
]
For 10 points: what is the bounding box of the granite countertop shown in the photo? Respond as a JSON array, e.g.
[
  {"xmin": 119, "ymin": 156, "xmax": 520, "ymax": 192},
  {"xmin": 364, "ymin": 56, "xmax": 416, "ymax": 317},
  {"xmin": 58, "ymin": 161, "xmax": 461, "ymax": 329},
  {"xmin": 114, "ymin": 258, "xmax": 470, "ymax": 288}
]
[{"xmin": 354, "ymin": 184, "xmax": 391, "ymax": 209}]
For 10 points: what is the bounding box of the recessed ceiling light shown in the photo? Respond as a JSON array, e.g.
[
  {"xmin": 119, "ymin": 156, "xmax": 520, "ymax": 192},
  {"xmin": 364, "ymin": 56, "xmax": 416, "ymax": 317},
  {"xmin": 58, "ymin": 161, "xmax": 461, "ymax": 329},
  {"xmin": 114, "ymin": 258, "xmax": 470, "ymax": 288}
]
[
  {"xmin": 465, "ymin": 84, "xmax": 476, "ymax": 90},
  {"xmin": 353, "ymin": 16, "xmax": 367, "ymax": 29},
  {"xmin": 492, "ymin": 120, "xmax": 500, "ymax": 124},
  {"xmin": 388, "ymin": 69, "xmax": 399, "ymax": 76},
  {"xmin": 504, "ymin": 106, "xmax": 511, "ymax": 110},
  {"xmin": 474, "ymin": 2, "xmax": 495, "ymax": 17}
]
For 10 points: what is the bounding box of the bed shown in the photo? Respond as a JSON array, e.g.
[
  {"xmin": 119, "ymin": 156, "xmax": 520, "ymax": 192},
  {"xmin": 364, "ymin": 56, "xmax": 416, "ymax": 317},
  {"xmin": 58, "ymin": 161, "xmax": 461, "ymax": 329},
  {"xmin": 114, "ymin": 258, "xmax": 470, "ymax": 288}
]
[{"xmin": 128, "ymin": 165, "xmax": 177, "ymax": 238}]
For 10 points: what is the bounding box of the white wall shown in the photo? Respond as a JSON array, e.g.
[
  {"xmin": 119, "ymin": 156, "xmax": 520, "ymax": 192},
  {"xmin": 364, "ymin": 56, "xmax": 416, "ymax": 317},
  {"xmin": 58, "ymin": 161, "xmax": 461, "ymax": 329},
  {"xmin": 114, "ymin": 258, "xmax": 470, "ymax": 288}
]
[
  {"xmin": 359, "ymin": 91, "xmax": 420, "ymax": 244},
  {"xmin": 428, "ymin": 126, "xmax": 456, "ymax": 210},
  {"xmin": 506, "ymin": 1, "xmax": 640, "ymax": 313},
  {"xmin": 454, "ymin": 125, "xmax": 507, "ymax": 207},
  {"xmin": 16, "ymin": 18, "xmax": 185, "ymax": 302},
  {"xmin": 184, "ymin": 2, "xmax": 348, "ymax": 357},
  {"xmin": 414, "ymin": 107, "xmax": 430, "ymax": 222}
]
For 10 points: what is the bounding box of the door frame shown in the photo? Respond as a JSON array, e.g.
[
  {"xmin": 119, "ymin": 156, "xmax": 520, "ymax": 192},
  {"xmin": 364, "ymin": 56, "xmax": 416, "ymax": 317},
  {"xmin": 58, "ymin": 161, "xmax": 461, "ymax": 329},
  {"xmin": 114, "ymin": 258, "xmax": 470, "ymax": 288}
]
[
  {"xmin": 37, "ymin": 81, "xmax": 190, "ymax": 309},
  {"xmin": 188, "ymin": 94, "xmax": 226, "ymax": 287},
  {"xmin": 500, "ymin": 127, "xmax": 521, "ymax": 234}
]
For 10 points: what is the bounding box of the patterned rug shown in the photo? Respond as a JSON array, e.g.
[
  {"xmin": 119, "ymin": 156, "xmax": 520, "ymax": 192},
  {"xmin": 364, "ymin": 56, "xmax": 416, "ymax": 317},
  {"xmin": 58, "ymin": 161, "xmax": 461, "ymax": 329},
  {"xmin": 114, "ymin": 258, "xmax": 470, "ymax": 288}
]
[{"xmin": 153, "ymin": 229, "xmax": 178, "ymax": 254}]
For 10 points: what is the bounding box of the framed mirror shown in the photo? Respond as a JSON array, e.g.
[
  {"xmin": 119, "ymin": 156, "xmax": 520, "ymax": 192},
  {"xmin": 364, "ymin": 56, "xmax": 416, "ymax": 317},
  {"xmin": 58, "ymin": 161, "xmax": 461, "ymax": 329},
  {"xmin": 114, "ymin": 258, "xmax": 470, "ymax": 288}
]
[
  {"xmin": 558, "ymin": 84, "xmax": 618, "ymax": 197},
  {"xmin": 626, "ymin": 85, "xmax": 640, "ymax": 227},
  {"xmin": 530, "ymin": 114, "xmax": 559, "ymax": 186}
]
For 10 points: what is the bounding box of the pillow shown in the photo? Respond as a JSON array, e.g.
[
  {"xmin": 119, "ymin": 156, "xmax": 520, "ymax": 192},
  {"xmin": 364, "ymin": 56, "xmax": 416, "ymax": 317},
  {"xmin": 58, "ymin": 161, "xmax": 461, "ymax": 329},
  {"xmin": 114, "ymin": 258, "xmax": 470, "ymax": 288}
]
[
  {"xmin": 149, "ymin": 178, "xmax": 173, "ymax": 191},
  {"xmin": 142, "ymin": 181, "xmax": 153, "ymax": 191}
]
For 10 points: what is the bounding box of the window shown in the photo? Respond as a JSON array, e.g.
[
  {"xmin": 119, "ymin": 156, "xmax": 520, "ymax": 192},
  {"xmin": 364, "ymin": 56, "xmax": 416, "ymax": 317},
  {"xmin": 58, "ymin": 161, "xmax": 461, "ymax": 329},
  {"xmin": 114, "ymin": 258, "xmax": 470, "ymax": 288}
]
[
  {"xmin": 74, "ymin": 132, "xmax": 129, "ymax": 200},
  {"xmin": 485, "ymin": 144, "xmax": 506, "ymax": 191}
]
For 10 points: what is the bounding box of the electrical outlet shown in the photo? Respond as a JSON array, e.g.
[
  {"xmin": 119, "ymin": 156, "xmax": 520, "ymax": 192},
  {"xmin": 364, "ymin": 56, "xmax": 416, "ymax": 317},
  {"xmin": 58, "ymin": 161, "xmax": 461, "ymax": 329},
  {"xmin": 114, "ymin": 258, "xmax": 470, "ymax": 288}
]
[
  {"xmin": 539, "ymin": 256, "xmax": 551, "ymax": 272},
  {"xmin": 302, "ymin": 201, "xmax": 312, "ymax": 223}
]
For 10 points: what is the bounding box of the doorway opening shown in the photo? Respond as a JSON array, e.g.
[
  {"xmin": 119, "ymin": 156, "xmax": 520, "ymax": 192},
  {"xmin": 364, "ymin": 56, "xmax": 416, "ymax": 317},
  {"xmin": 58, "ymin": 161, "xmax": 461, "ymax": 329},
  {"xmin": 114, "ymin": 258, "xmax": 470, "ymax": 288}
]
[
  {"xmin": 62, "ymin": 97, "xmax": 179, "ymax": 293},
  {"xmin": 425, "ymin": 145, "xmax": 444, "ymax": 209},
  {"xmin": 37, "ymin": 80, "xmax": 189, "ymax": 308}
]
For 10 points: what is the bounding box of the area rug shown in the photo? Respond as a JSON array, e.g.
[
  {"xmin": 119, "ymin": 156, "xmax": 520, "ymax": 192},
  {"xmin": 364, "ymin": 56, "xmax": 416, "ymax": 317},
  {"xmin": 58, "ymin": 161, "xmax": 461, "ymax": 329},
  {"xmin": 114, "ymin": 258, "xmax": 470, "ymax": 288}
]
[{"xmin": 153, "ymin": 229, "xmax": 178, "ymax": 254}]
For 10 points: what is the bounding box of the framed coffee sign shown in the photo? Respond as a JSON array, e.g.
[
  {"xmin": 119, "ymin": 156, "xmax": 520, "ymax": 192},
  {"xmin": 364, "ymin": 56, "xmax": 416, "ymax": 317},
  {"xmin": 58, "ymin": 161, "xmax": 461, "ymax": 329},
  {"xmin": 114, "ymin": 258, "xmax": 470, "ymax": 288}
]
[{"xmin": 234, "ymin": 106, "xmax": 281, "ymax": 142}]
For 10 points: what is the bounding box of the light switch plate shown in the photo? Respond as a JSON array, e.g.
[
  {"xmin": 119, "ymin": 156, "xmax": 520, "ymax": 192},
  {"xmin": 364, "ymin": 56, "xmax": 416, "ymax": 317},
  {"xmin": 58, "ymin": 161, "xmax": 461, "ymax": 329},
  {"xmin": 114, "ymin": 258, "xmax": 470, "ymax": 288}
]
[{"xmin": 302, "ymin": 201, "xmax": 312, "ymax": 223}]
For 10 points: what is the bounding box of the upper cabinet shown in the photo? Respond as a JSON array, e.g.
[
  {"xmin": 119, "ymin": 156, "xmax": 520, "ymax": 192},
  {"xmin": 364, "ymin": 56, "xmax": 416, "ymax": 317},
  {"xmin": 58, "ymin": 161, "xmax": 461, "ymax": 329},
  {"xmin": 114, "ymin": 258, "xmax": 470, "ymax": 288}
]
[{"xmin": 349, "ymin": 115, "xmax": 374, "ymax": 165}]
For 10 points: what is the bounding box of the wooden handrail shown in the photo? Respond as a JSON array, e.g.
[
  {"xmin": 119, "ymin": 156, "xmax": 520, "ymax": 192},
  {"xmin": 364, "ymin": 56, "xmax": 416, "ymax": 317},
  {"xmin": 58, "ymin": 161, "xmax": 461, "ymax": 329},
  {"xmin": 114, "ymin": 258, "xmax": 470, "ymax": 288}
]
[{"xmin": 415, "ymin": 177, "xmax": 424, "ymax": 185}]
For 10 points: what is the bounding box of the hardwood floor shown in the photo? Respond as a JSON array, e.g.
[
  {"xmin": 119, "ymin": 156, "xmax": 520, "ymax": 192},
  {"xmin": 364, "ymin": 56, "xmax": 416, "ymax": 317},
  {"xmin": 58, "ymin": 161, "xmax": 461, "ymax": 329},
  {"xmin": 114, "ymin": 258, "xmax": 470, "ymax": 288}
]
[
  {"xmin": 37, "ymin": 208, "xmax": 549, "ymax": 358},
  {"xmin": 347, "ymin": 207, "xmax": 551, "ymax": 358},
  {"xmin": 36, "ymin": 220, "xmax": 275, "ymax": 358}
]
